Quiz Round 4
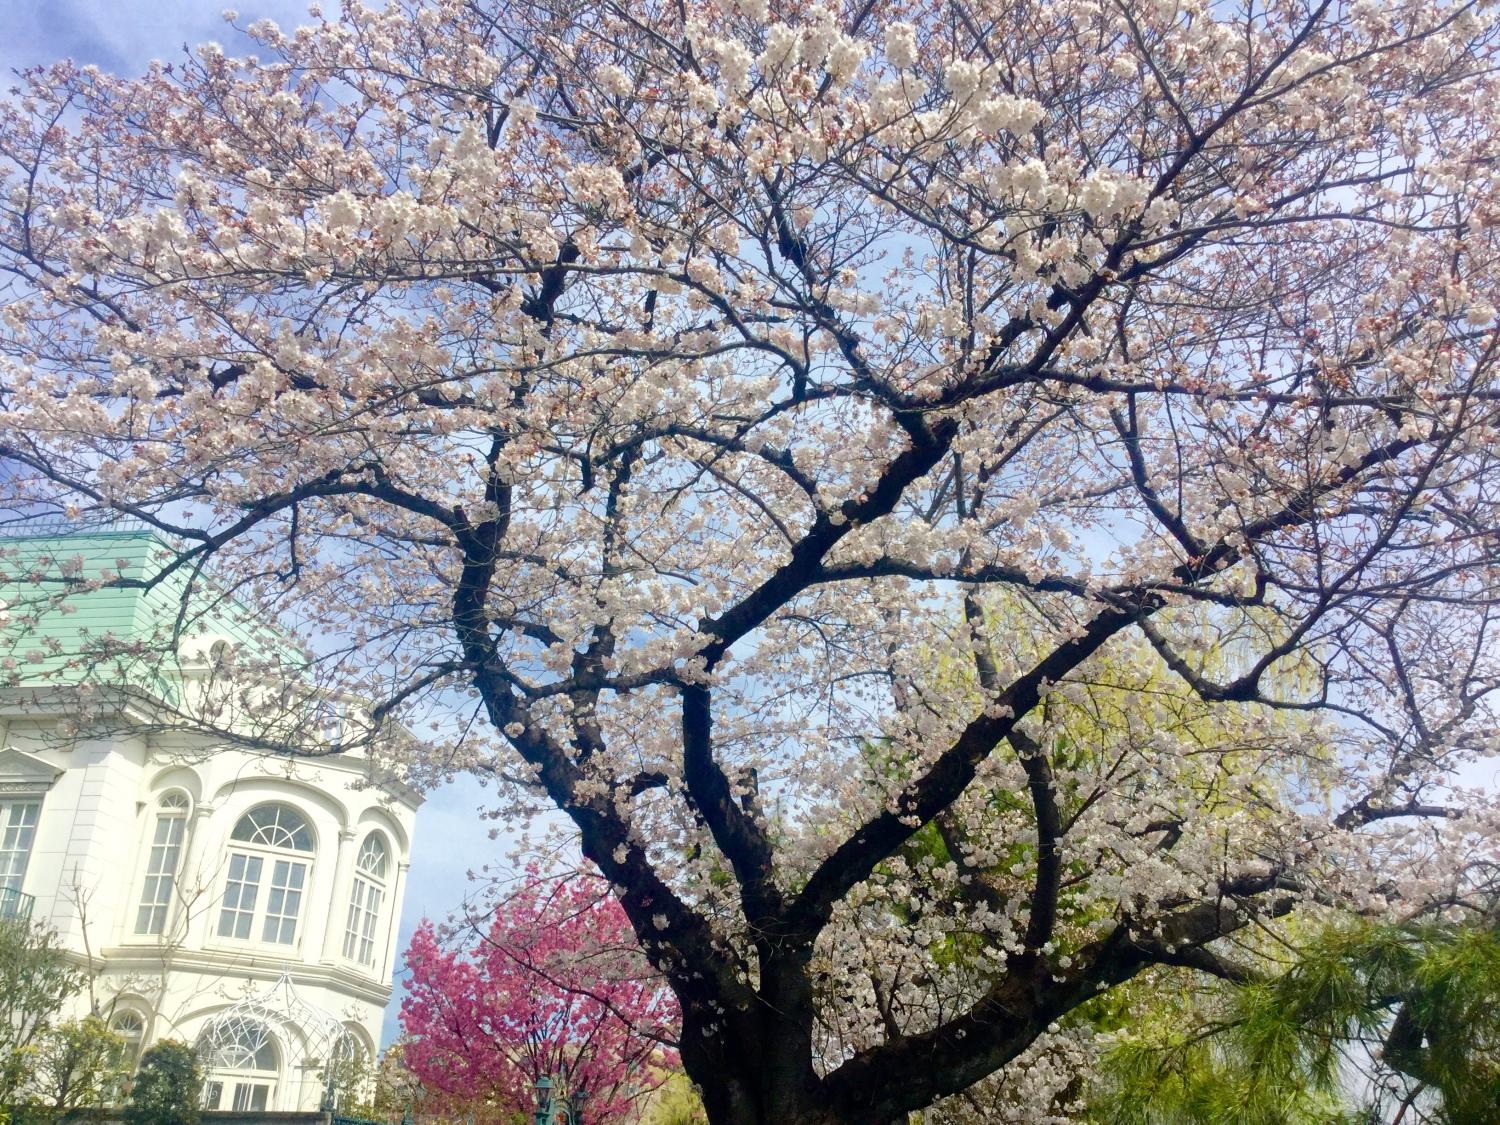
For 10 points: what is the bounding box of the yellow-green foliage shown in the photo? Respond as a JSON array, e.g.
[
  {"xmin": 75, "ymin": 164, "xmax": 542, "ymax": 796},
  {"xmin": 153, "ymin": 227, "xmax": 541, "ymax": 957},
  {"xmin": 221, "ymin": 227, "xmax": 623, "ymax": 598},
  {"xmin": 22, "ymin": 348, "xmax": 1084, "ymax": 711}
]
[
  {"xmin": 641, "ymin": 1072, "xmax": 709, "ymax": 1125},
  {"xmin": 0, "ymin": 921, "xmax": 86, "ymax": 1108},
  {"xmin": 870, "ymin": 594, "xmax": 1329, "ymax": 968},
  {"xmin": 28, "ymin": 1015, "xmax": 129, "ymax": 1116}
]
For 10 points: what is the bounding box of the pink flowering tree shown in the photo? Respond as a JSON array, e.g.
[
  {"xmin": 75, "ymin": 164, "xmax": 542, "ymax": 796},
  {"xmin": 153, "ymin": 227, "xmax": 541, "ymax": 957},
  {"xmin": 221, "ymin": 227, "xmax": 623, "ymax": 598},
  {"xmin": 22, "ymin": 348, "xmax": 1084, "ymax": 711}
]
[
  {"xmin": 401, "ymin": 873, "xmax": 679, "ymax": 1124},
  {"xmin": 3, "ymin": 0, "xmax": 1500, "ymax": 1121}
]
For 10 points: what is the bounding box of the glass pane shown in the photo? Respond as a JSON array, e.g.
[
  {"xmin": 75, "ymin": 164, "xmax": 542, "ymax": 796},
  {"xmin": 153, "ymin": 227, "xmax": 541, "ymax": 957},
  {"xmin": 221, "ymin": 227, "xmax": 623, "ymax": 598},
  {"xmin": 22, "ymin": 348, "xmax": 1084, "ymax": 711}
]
[
  {"xmin": 135, "ymin": 813, "xmax": 186, "ymax": 935},
  {"xmin": 232, "ymin": 1082, "xmax": 271, "ymax": 1112},
  {"xmin": 217, "ymin": 853, "xmax": 262, "ymax": 939},
  {"xmin": 343, "ymin": 876, "xmax": 383, "ymax": 966},
  {"xmin": 358, "ymin": 885, "xmax": 383, "ymax": 965},
  {"xmin": 343, "ymin": 879, "xmax": 366, "ymax": 960},
  {"xmin": 356, "ymin": 834, "xmax": 388, "ymax": 879},
  {"xmin": 261, "ymin": 860, "xmax": 304, "ymax": 945},
  {"xmin": 231, "ymin": 804, "xmax": 312, "ymax": 851},
  {"xmin": 0, "ymin": 800, "xmax": 40, "ymax": 893},
  {"xmin": 203, "ymin": 1016, "xmax": 276, "ymax": 1071}
]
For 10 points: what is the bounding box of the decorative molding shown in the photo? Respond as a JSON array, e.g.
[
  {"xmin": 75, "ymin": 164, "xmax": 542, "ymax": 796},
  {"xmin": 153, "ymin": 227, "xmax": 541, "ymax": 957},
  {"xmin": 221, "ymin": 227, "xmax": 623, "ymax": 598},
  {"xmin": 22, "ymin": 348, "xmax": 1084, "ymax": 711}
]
[
  {"xmin": 96, "ymin": 946, "xmax": 395, "ymax": 1006},
  {"xmin": 0, "ymin": 747, "xmax": 65, "ymax": 793}
]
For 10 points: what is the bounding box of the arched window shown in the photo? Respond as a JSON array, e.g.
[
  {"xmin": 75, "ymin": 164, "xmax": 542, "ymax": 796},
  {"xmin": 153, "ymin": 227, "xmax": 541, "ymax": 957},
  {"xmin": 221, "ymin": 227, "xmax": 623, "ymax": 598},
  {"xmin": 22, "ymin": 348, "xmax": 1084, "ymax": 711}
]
[
  {"xmin": 218, "ymin": 803, "xmax": 314, "ymax": 946},
  {"xmin": 135, "ymin": 791, "xmax": 190, "ymax": 936},
  {"xmin": 342, "ymin": 834, "xmax": 387, "ymax": 966},
  {"xmin": 200, "ymin": 1017, "xmax": 277, "ymax": 1112},
  {"xmin": 230, "ymin": 804, "xmax": 313, "ymax": 851},
  {"xmin": 110, "ymin": 1009, "xmax": 146, "ymax": 1068}
]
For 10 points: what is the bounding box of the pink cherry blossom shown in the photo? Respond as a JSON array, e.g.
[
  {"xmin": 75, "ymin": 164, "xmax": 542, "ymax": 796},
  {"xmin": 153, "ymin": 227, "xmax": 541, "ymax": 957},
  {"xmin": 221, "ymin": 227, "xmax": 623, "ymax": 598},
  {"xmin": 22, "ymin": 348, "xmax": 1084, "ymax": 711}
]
[{"xmin": 401, "ymin": 872, "xmax": 679, "ymax": 1123}]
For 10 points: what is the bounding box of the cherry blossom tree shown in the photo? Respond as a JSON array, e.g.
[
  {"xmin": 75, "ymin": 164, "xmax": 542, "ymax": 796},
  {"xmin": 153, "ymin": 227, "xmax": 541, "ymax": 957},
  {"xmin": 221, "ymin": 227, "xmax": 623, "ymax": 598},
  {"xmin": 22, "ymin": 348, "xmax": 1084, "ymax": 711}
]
[
  {"xmin": 3, "ymin": 0, "xmax": 1500, "ymax": 1121},
  {"xmin": 400, "ymin": 873, "xmax": 678, "ymax": 1124}
]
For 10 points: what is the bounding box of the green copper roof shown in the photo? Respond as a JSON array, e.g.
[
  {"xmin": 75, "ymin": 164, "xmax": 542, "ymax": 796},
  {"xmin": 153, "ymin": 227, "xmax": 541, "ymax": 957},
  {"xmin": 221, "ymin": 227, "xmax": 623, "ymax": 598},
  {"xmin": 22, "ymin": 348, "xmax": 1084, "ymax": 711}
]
[{"xmin": 0, "ymin": 526, "xmax": 299, "ymax": 702}]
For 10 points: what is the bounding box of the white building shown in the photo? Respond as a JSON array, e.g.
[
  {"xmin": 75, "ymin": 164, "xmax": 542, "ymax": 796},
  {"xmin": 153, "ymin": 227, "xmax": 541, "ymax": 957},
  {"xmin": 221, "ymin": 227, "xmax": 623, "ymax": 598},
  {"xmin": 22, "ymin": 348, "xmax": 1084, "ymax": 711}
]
[{"xmin": 0, "ymin": 526, "xmax": 422, "ymax": 1112}]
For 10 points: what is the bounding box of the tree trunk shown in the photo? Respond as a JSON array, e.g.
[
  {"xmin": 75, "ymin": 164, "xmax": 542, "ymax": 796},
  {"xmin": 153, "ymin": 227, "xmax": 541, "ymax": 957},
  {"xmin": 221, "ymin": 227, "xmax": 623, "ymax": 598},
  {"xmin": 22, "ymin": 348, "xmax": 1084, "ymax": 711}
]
[
  {"xmin": 681, "ymin": 1020, "xmax": 916, "ymax": 1125},
  {"xmin": 680, "ymin": 1005, "xmax": 851, "ymax": 1125}
]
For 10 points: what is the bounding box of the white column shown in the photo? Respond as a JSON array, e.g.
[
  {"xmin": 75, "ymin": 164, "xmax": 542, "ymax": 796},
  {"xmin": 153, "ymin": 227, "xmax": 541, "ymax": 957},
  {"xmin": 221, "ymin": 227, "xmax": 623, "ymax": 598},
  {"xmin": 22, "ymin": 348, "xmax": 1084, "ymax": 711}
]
[
  {"xmin": 318, "ymin": 828, "xmax": 357, "ymax": 963},
  {"xmin": 173, "ymin": 800, "xmax": 218, "ymax": 953},
  {"xmin": 379, "ymin": 860, "xmax": 410, "ymax": 985}
]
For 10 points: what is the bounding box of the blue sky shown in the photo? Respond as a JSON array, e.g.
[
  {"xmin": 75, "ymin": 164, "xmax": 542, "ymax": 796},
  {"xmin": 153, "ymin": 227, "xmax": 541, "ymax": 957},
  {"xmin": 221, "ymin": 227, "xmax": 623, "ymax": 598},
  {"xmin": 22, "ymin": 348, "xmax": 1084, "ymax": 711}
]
[
  {"xmin": 0, "ymin": 1, "xmax": 311, "ymax": 82},
  {"xmin": 4, "ymin": 4, "xmax": 528, "ymax": 1045}
]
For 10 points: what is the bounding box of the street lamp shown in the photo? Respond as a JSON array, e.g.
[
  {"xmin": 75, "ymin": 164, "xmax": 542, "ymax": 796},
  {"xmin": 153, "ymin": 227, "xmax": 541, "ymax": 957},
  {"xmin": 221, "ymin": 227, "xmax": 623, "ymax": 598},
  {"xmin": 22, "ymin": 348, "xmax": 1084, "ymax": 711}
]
[
  {"xmin": 567, "ymin": 1086, "xmax": 589, "ymax": 1125},
  {"xmin": 533, "ymin": 1075, "xmax": 554, "ymax": 1125},
  {"xmin": 532, "ymin": 1075, "xmax": 588, "ymax": 1125}
]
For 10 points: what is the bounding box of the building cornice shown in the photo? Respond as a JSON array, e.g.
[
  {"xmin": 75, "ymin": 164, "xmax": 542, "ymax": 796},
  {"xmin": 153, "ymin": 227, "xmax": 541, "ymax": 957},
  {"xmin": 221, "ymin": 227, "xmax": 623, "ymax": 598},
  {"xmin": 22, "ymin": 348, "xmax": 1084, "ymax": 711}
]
[
  {"xmin": 97, "ymin": 945, "xmax": 396, "ymax": 1007},
  {"xmin": 0, "ymin": 688, "xmax": 423, "ymax": 811}
]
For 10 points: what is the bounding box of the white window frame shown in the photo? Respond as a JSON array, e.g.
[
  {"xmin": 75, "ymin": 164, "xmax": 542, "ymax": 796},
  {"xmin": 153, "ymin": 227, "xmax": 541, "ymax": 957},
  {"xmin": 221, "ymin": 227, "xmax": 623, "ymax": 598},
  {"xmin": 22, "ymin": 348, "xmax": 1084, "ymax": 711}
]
[
  {"xmin": 215, "ymin": 804, "xmax": 314, "ymax": 949},
  {"xmin": 0, "ymin": 796, "xmax": 41, "ymax": 894},
  {"xmin": 134, "ymin": 790, "xmax": 190, "ymax": 936},
  {"xmin": 109, "ymin": 1009, "xmax": 147, "ymax": 1070},
  {"xmin": 200, "ymin": 1018, "xmax": 278, "ymax": 1112},
  {"xmin": 231, "ymin": 1081, "xmax": 273, "ymax": 1111},
  {"xmin": 342, "ymin": 834, "xmax": 388, "ymax": 967}
]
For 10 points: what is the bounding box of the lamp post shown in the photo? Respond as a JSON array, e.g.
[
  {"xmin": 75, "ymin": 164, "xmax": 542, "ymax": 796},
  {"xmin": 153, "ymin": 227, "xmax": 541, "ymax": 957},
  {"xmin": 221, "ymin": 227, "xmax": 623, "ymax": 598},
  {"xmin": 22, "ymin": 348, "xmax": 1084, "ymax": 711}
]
[
  {"xmin": 533, "ymin": 1075, "xmax": 588, "ymax": 1125},
  {"xmin": 567, "ymin": 1086, "xmax": 589, "ymax": 1125},
  {"xmin": 533, "ymin": 1075, "xmax": 553, "ymax": 1125}
]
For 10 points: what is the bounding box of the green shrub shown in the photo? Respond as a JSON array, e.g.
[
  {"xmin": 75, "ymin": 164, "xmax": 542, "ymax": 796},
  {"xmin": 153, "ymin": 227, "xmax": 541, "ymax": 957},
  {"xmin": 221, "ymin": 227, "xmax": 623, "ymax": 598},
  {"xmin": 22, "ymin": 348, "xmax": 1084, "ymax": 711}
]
[{"xmin": 122, "ymin": 1040, "xmax": 201, "ymax": 1125}]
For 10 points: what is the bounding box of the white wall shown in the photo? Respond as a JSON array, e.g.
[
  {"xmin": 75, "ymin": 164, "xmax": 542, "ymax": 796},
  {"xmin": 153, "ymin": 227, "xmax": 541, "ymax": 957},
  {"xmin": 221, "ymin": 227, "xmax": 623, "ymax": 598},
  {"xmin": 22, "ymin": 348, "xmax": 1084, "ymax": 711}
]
[{"xmin": 0, "ymin": 715, "xmax": 420, "ymax": 1111}]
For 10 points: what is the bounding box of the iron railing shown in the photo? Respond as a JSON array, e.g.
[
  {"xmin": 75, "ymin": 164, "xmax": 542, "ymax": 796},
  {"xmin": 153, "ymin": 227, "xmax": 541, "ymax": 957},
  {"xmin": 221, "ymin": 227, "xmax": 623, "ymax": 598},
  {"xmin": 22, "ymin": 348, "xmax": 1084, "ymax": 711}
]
[{"xmin": 0, "ymin": 886, "xmax": 35, "ymax": 922}]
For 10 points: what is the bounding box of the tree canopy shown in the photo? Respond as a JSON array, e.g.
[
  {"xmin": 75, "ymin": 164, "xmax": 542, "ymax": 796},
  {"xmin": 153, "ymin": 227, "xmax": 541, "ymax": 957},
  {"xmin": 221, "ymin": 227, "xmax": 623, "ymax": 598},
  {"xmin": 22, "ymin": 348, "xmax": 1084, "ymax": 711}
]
[
  {"xmin": 3, "ymin": 1, "xmax": 1500, "ymax": 1121},
  {"xmin": 1088, "ymin": 917, "xmax": 1500, "ymax": 1125},
  {"xmin": 121, "ymin": 1040, "xmax": 202, "ymax": 1125},
  {"xmin": 401, "ymin": 872, "xmax": 679, "ymax": 1123},
  {"xmin": 0, "ymin": 921, "xmax": 86, "ymax": 1108}
]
